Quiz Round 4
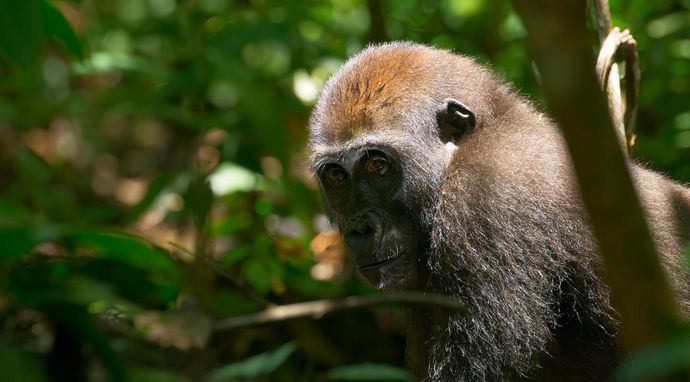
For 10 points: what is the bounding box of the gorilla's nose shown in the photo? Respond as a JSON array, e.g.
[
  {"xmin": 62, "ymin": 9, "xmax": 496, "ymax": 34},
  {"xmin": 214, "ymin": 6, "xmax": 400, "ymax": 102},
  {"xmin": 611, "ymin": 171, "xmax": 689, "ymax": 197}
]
[{"xmin": 345, "ymin": 215, "xmax": 379, "ymax": 254}]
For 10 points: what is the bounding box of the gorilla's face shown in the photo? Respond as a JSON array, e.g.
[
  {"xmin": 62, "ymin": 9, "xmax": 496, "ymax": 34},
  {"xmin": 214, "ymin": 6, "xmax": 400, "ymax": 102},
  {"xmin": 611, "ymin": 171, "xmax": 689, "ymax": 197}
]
[{"xmin": 316, "ymin": 146, "xmax": 426, "ymax": 290}]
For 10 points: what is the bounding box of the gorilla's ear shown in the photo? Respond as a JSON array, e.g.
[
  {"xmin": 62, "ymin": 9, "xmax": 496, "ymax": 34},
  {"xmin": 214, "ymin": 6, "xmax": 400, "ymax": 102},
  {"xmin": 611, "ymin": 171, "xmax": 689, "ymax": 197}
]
[{"xmin": 436, "ymin": 98, "xmax": 476, "ymax": 144}]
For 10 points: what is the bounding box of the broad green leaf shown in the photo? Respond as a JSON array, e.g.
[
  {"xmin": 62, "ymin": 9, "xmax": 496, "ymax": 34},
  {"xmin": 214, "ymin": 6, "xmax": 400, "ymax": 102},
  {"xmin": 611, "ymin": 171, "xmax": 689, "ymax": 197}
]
[
  {"xmin": 41, "ymin": 0, "xmax": 83, "ymax": 58},
  {"xmin": 325, "ymin": 363, "xmax": 415, "ymax": 381},
  {"xmin": 80, "ymin": 260, "xmax": 178, "ymax": 306},
  {"xmin": 71, "ymin": 231, "xmax": 179, "ymax": 277},
  {"xmin": 0, "ymin": 217, "xmax": 65, "ymax": 262},
  {"xmin": 209, "ymin": 342, "xmax": 297, "ymax": 380},
  {"xmin": 0, "ymin": 0, "xmax": 44, "ymax": 65},
  {"xmin": 9, "ymin": 264, "xmax": 119, "ymax": 307}
]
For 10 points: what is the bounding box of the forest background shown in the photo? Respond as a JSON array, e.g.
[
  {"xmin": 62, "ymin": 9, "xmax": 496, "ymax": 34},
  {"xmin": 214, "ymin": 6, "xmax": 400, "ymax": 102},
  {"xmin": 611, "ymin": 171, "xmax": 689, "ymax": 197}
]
[{"xmin": 1, "ymin": 0, "xmax": 689, "ymax": 381}]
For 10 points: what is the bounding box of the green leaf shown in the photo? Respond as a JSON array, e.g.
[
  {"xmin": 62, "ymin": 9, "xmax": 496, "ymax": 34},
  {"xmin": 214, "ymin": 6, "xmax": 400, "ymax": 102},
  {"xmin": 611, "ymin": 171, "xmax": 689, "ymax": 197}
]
[
  {"xmin": 325, "ymin": 363, "xmax": 415, "ymax": 381},
  {"xmin": 616, "ymin": 337, "xmax": 690, "ymax": 381},
  {"xmin": 0, "ymin": 0, "xmax": 44, "ymax": 65},
  {"xmin": 41, "ymin": 0, "xmax": 84, "ymax": 58},
  {"xmin": 0, "ymin": 225, "xmax": 35, "ymax": 262},
  {"xmin": 0, "ymin": 219, "xmax": 60, "ymax": 262},
  {"xmin": 66, "ymin": 230, "xmax": 182, "ymax": 303},
  {"xmin": 129, "ymin": 367, "xmax": 191, "ymax": 382},
  {"xmin": 0, "ymin": 346, "xmax": 50, "ymax": 382},
  {"xmin": 220, "ymin": 244, "xmax": 252, "ymax": 266},
  {"xmin": 209, "ymin": 342, "xmax": 297, "ymax": 380},
  {"xmin": 71, "ymin": 231, "xmax": 179, "ymax": 277},
  {"xmin": 80, "ymin": 260, "xmax": 178, "ymax": 306},
  {"xmin": 243, "ymin": 258, "xmax": 272, "ymax": 294},
  {"xmin": 9, "ymin": 264, "xmax": 119, "ymax": 307}
]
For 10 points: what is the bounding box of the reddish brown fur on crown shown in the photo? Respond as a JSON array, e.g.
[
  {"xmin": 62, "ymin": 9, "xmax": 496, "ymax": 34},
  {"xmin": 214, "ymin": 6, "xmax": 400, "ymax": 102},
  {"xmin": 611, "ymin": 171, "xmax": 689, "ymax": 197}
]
[
  {"xmin": 310, "ymin": 43, "xmax": 509, "ymax": 150},
  {"xmin": 316, "ymin": 46, "xmax": 434, "ymax": 143}
]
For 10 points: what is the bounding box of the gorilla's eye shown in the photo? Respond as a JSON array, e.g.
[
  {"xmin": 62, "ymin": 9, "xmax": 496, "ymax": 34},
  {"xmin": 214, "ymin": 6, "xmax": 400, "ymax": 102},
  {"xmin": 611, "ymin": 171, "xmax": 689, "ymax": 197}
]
[
  {"xmin": 366, "ymin": 155, "xmax": 389, "ymax": 175},
  {"xmin": 324, "ymin": 165, "xmax": 348, "ymax": 186}
]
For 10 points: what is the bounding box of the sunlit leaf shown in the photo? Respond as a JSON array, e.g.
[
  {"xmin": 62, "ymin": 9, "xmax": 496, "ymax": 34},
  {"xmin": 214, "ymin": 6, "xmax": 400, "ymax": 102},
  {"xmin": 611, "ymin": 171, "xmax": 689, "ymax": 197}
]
[{"xmin": 208, "ymin": 162, "xmax": 262, "ymax": 196}]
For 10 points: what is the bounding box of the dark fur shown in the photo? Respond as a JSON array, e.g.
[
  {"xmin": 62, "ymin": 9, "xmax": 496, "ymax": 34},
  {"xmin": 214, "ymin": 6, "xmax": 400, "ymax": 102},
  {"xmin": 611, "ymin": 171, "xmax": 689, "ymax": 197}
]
[{"xmin": 308, "ymin": 42, "xmax": 690, "ymax": 381}]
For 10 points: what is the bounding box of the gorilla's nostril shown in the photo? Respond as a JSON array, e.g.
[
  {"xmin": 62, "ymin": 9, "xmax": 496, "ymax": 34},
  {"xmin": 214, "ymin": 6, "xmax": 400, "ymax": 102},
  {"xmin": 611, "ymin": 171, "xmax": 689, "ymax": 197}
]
[
  {"xmin": 345, "ymin": 224, "xmax": 375, "ymax": 253},
  {"xmin": 351, "ymin": 224, "xmax": 374, "ymax": 238}
]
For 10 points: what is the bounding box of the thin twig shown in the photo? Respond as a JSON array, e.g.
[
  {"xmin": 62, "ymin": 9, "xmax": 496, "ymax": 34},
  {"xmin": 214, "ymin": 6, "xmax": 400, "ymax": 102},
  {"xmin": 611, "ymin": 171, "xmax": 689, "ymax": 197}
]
[{"xmin": 214, "ymin": 292, "xmax": 466, "ymax": 331}]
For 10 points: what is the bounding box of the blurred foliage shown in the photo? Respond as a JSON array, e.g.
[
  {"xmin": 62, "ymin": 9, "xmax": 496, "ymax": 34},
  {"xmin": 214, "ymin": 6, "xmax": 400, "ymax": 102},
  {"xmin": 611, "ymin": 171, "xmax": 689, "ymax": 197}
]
[{"xmin": 0, "ymin": 0, "xmax": 688, "ymax": 381}]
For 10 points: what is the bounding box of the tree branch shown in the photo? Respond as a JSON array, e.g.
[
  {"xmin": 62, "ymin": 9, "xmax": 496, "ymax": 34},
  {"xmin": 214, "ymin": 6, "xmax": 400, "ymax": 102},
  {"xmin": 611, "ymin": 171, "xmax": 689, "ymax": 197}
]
[
  {"xmin": 366, "ymin": 0, "xmax": 388, "ymax": 43},
  {"xmin": 214, "ymin": 292, "xmax": 466, "ymax": 331},
  {"xmin": 510, "ymin": 0, "xmax": 680, "ymax": 352}
]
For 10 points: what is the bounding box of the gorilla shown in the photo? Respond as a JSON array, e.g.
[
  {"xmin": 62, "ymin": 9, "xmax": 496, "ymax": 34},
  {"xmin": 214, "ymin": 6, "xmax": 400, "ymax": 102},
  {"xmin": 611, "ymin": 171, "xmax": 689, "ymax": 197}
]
[{"xmin": 307, "ymin": 42, "xmax": 690, "ymax": 381}]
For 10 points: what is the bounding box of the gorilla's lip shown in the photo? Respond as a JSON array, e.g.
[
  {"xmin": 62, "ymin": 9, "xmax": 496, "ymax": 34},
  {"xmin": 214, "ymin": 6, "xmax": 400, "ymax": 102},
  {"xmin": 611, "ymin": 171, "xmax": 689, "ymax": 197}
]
[{"xmin": 358, "ymin": 253, "xmax": 403, "ymax": 270}]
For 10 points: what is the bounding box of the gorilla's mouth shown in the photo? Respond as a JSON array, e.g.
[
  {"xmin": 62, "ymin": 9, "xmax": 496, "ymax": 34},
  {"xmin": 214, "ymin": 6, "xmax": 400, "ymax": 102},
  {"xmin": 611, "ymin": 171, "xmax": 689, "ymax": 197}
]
[
  {"xmin": 358, "ymin": 252, "xmax": 403, "ymax": 270},
  {"xmin": 356, "ymin": 251, "xmax": 416, "ymax": 290}
]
